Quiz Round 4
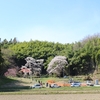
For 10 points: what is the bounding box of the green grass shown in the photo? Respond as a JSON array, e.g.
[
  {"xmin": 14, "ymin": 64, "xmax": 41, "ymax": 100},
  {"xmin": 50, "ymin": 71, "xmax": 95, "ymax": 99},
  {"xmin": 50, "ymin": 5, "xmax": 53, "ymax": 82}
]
[
  {"xmin": 1, "ymin": 76, "xmax": 100, "ymax": 94},
  {"xmin": 34, "ymin": 77, "xmax": 68, "ymax": 83},
  {"xmin": 0, "ymin": 76, "xmax": 17, "ymax": 86},
  {"xmin": 1, "ymin": 86, "xmax": 100, "ymax": 95}
]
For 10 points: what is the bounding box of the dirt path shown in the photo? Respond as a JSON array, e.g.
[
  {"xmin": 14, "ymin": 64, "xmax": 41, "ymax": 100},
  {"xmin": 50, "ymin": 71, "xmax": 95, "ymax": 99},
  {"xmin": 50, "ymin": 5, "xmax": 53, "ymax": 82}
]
[{"xmin": 0, "ymin": 94, "xmax": 100, "ymax": 100}]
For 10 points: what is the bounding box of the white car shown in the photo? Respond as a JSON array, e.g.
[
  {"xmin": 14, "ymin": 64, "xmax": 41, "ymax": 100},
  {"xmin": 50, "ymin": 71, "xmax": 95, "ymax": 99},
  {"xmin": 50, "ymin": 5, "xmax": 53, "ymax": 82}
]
[
  {"xmin": 51, "ymin": 84, "xmax": 60, "ymax": 88},
  {"xmin": 86, "ymin": 81, "xmax": 94, "ymax": 86},
  {"xmin": 31, "ymin": 84, "xmax": 42, "ymax": 88}
]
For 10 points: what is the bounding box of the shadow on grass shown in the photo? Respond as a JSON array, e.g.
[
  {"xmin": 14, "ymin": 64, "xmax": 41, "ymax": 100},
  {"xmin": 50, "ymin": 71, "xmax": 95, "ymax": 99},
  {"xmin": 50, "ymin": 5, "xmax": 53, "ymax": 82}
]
[
  {"xmin": 0, "ymin": 76, "xmax": 31, "ymax": 92},
  {"xmin": 0, "ymin": 86, "xmax": 30, "ymax": 92}
]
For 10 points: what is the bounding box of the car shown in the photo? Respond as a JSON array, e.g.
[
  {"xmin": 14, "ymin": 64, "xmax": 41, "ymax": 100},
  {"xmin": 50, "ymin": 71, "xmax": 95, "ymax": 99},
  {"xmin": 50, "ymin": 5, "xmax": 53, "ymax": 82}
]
[
  {"xmin": 51, "ymin": 84, "xmax": 61, "ymax": 88},
  {"xmin": 71, "ymin": 82, "xmax": 81, "ymax": 87},
  {"xmin": 31, "ymin": 84, "xmax": 42, "ymax": 88},
  {"xmin": 86, "ymin": 80, "xmax": 94, "ymax": 86}
]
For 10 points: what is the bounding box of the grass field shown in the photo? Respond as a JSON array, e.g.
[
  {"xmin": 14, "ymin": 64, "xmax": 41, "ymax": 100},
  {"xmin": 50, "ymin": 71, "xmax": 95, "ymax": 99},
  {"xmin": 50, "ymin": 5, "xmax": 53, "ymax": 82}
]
[
  {"xmin": 1, "ymin": 76, "xmax": 100, "ymax": 100},
  {"xmin": 0, "ymin": 76, "xmax": 100, "ymax": 95}
]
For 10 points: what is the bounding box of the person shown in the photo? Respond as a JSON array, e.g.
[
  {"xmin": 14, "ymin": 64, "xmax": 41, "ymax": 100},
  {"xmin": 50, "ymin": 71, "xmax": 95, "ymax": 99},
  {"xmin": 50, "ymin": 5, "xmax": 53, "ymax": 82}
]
[
  {"xmin": 38, "ymin": 80, "xmax": 40, "ymax": 83},
  {"xmin": 49, "ymin": 84, "xmax": 51, "ymax": 88},
  {"xmin": 46, "ymin": 83, "xmax": 48, "ymax": 87}
]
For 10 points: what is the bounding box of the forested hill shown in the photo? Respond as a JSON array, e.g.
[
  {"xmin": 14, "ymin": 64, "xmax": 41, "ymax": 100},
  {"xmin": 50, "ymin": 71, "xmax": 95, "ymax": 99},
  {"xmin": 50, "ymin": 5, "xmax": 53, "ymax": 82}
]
[{"xmin": 0, "ymin": 34, "xmax": 100, "ymax": 76}]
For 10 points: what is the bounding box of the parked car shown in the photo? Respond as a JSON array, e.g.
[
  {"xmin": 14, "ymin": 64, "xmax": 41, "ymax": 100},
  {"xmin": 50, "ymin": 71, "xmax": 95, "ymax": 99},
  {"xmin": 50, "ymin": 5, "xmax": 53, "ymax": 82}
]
[
  {"xmin": 51, "ymin": 84, "xmax": 61, "ymax": 88},
  {"xmin": 71, "ymin": 82, "xmax": 81, "ymax": 87},
  {"xmin": 31, "ymin": 84, "xmax": 42, "ymax": 88},
  {"xmin": 86, "ymin": 80, "xmax": 94, "ymax": 86}
]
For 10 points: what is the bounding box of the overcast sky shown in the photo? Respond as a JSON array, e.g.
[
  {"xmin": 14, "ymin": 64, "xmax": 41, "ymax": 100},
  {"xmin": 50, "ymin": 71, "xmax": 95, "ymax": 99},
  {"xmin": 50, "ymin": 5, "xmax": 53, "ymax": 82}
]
[{"xmin": 0, "ymin": 0, "xmax": 100, "ymax": 44}]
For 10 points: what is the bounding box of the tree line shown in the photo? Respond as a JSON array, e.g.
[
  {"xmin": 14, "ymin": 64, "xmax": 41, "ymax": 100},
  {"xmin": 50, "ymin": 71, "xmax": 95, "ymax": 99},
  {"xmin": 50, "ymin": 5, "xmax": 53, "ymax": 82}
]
[{"xmin": 0, "ymin": 34, "xmax": 100, "ymax": 76}]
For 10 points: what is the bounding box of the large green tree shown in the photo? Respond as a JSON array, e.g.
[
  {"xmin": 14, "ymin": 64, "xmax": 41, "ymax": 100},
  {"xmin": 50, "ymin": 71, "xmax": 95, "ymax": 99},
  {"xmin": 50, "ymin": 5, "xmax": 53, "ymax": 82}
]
[{"xmin": 1, "ymin": 34, "xmax": 100, "ymax": 76}]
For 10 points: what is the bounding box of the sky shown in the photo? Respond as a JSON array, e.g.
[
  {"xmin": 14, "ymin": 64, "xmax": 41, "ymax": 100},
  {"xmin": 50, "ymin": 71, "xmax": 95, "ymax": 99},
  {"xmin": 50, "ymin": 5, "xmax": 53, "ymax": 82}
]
[{"xmin": 0, "ymin": 0, "xmax": 100, "ymax": 44}]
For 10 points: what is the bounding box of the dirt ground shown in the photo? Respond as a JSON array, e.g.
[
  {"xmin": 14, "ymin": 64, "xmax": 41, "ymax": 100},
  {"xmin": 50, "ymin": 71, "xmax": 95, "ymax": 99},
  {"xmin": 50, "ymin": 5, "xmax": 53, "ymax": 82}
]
[{"xmin": 0, "ymin": 94, "xmax": 100, "ymax": 100}]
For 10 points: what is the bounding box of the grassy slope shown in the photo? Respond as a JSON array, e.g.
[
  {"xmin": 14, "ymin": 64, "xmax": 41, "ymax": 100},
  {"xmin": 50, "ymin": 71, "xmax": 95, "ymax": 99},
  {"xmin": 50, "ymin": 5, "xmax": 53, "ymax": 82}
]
[
  {"xmin": 0, "ymin": 76, "xmax": 17, "ymax": 86},
  {"xmin": 1, "ymin": 76, "xmax": 100, "ymax": 94}
]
